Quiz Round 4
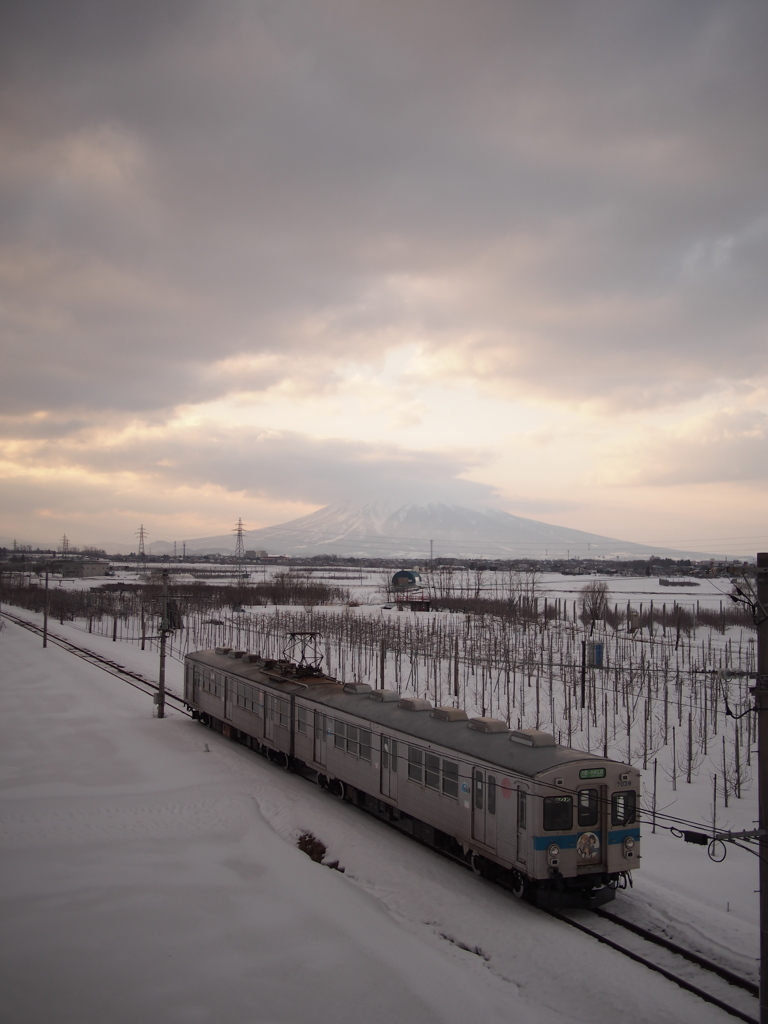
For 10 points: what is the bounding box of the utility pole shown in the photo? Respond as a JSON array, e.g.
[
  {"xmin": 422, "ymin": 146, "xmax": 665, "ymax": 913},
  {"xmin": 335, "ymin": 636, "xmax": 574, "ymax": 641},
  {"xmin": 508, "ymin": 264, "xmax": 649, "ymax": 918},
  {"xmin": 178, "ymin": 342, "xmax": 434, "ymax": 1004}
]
[
  {"xmin": 43, "ymin": 566, "xmax": 49, "ymax": 648},
  {"xmin": 157, "ymin": 569, "xmax": 170, "ymax": 719},
  {"xmin": 756, "ymin": 552, "xmax": 768, "ymax": 1024}
]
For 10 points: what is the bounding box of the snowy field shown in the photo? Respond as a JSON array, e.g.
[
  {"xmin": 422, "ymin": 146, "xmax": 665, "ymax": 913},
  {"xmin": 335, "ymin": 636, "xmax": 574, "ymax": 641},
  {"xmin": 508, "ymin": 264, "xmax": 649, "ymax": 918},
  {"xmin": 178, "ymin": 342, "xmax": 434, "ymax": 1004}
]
[{"xmin": 0, "ymin": 612, "xmax": 759, "ymax": 1024}]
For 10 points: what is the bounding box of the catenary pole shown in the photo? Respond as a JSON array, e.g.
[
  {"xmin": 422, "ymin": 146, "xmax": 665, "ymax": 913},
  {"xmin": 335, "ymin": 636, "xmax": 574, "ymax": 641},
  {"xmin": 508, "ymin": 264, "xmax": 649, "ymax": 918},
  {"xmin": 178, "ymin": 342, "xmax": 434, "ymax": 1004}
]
[{"xmin": 756, "ymin": 552, "xmax": 768, "ymax": 1024}]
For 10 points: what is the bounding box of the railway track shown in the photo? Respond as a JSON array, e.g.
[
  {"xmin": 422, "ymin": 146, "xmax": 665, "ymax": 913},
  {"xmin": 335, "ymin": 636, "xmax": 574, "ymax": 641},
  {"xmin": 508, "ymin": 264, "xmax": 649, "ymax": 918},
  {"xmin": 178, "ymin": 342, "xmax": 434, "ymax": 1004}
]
[
  {"xmin": 549, "ymin": 905, "xmax": 759, "ymax": 1023},
  {"xmin": 1, "ymin": 610, "xmax": 191, "ymax": 716}
]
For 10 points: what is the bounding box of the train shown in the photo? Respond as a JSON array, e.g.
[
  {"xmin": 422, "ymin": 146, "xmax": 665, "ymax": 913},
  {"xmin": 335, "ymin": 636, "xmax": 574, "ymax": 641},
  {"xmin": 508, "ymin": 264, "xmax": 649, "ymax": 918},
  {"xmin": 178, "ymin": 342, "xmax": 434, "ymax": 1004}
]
[{"xmin": 184, "ymin": 643, "xmax": 640, "ymax": 907}]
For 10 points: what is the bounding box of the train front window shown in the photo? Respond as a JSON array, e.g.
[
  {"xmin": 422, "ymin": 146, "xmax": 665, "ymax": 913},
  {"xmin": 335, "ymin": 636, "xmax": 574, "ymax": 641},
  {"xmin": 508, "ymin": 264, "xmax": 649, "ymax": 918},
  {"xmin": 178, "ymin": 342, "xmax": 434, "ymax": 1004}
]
[
  {"xmin": 577, "ymin": 789, "xmax": 599, "ymax": 827},
  {"xmin": 543, "ymin": 795, "xmax": 573, "ymax": 831},
  {"xmin": 611, "ymin": 791, "xmax": 637, "ymax": 826},
  {"xmin": 425, "ymin": 752, "xmax": 440, "ymax": 790}
]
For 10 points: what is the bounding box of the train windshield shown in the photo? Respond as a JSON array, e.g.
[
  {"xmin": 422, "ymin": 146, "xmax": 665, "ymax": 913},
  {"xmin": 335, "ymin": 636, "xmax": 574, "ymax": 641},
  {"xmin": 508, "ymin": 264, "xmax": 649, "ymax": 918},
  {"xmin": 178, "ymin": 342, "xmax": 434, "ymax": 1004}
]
[{"xmin": 543, "ymin": 795, "xmax": 573, "ymax": 831}]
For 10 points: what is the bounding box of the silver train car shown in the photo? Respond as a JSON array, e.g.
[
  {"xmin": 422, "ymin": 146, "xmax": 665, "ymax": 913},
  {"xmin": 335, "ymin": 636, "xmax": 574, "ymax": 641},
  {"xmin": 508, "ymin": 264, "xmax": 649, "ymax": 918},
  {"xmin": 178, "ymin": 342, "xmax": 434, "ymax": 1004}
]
[{"xmin": 184, "ymin": 647, "xmax": 640, "ymax": 907}]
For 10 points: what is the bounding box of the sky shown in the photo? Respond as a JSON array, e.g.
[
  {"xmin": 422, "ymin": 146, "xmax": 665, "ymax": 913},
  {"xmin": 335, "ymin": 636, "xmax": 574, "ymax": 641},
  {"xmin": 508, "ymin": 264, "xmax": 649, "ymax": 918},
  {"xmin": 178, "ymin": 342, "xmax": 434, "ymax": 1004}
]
[{"xmin": 2, "ymin": 0, "xmax": 767, "ymax": 555}]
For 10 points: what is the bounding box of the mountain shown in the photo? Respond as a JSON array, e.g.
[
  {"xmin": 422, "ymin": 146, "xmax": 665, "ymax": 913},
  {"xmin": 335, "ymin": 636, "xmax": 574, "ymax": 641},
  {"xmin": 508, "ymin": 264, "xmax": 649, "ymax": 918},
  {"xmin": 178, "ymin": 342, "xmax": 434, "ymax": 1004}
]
[{"xmin": 142, "ymin": 501, "xmax": 704, "ymax": 560}]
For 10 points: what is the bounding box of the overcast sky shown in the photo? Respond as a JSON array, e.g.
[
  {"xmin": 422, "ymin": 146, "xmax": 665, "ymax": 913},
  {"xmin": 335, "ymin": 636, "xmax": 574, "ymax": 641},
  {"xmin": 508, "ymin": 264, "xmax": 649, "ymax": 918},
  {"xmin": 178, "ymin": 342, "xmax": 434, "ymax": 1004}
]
[{"xmin": 2, "ymin": 0, "xmax": 766, "ymax": 554}]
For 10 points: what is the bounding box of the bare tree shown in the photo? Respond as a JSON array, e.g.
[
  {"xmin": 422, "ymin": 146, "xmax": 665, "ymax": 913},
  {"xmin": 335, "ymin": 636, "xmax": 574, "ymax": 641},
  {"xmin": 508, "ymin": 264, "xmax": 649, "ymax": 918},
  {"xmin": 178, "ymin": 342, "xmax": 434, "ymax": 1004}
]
[{"xmin": 579, "ymin": 580, "xmax": 609, "ymax": 626}]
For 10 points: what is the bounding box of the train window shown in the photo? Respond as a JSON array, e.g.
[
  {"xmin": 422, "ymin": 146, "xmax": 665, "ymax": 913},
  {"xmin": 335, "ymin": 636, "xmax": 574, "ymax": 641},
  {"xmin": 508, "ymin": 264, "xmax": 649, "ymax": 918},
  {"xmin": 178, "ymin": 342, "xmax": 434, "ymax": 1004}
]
[
  {"xmin": 611, "ymin": 791, "xmax": 637, "ymax": 826},
  {"xmin": 315, "ymin": 713, "xmax": 325, "ymax": 739},
  {"xmin": 390, "ymin": 739, "xmax": 398, "ymax": 771},
  {"xmin": 487, "ymin": 775, "xmax": 497, "ymax": 816},
  {"xmin": 347, "ymin": 725, "xmax": 360, "ymax": 757},
  {"xmin": 359, "ymin": 730, "xmax": 372, "ymax": 762},
  {"xmin": 253, "ymin": 690, "xmax": 263, "ymax": 716},
  {"xmin": 543, "ymin": 795, "xmax": 573, "ymax": 831},
  {"xmin": 381, "ymin": 737, "xmax": 389, "ymax": 770},
  {"xmin": 334, "ymin": 720, "xmax": 346, "ymax": 749},
  {"xmin": 425, "ymin": 752, "xmax": 440, "ymax": 790},
  {"xmin": 474, "ymin": 770, "xmax": 484, "ymax": 811},
  {"xmin": 442, "ymin": 760, "xmax": 459, "ymax": 799},
  {"xmin": 578, "ymin": 789, "xmax": 599, "ymax": 827},
  {"xmin": 297, "ymin": 706, "xmax": 311, "ymax": 734},
  {"xmin": 408, "ymin": 747, "xmax": 423, "ymax": 783},
  {"xmin": 517, "ymin": 790, "xmax": 527, "ymax": 829}
]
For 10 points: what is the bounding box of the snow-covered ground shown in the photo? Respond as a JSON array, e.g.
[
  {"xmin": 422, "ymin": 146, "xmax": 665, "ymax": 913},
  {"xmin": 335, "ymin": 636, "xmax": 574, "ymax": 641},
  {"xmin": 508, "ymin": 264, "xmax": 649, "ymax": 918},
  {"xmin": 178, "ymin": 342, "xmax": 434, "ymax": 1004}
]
[{"xmin": 0, "ymin": 615, "xmax": 759, "ymax": 1023}]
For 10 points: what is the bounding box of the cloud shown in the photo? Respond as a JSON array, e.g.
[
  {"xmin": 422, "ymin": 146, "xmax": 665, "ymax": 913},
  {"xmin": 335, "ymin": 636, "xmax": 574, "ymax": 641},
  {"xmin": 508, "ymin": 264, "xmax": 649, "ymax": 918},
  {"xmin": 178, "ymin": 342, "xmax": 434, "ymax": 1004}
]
[
  {"xmin": 611, "ymin": 409, "xmax": 768, "ymax": 487},
  {"xmin": 0, "ymin": 419, "xmax": 499, "ymax": 507},
  {"xmin": 2, "ymin": 1, "xmax": 767, "ymax": 549},
  {"xmin": 1, "ymin": 0, "xmax": 766, "ymax": 423}
]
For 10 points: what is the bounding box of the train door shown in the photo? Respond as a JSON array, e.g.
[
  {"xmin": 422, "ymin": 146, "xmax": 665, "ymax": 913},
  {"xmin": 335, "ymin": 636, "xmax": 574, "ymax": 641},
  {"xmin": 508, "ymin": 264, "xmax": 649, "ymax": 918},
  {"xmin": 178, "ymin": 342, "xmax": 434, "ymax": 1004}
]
[
  {"xmin": 264, "ymin": 695, "xmax": 275, "ymax": 743},
  {"xmin": 575, "ymin": 785, "xmax": 607, "ymax": 867},
  {"xmin": 224, "ymin": 676, "xmax": 234, "ymax": 722},
  {"xmin": 516, "ymin": 784, "xmax": 529, "ymax": 865},
  {"xmin": 380, "ymin": 736, "xmax": 398, "ymax": 800},
  {"xmin": 471, "ymin": 768, "xmax": 498, "ymax": 852},
  {"xmin": 314, "ymin": 712, "xmax": 327, "ymax": 766}
]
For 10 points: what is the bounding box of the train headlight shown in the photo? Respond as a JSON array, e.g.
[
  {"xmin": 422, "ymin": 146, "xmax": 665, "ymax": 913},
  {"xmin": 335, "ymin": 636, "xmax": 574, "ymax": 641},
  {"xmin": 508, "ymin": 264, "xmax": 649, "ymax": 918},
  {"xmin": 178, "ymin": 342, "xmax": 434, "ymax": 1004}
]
[
  {"xmin": 624, "ymin": 836, "xmax": 635, "ymax": 850},
  {"xmin": 548, "ymin": 843, "xmax": 560, "ymax": 857}
]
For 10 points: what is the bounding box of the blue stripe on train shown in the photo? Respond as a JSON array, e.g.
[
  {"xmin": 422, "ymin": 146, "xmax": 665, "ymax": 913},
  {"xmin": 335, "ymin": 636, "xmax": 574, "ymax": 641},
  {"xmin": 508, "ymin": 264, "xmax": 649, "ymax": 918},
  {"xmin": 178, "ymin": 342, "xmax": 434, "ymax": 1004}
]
[{"xmin": 533, "ymin": 828, "xmax": 640, "ymax": 851}]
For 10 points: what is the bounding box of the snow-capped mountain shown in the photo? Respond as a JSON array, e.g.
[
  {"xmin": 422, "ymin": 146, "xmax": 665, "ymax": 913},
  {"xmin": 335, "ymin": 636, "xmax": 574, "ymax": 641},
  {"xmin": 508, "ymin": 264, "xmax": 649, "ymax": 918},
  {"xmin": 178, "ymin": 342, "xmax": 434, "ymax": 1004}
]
[{"xmin": 144, "ymin": 501, "xmax": 694, "ymax": 560}]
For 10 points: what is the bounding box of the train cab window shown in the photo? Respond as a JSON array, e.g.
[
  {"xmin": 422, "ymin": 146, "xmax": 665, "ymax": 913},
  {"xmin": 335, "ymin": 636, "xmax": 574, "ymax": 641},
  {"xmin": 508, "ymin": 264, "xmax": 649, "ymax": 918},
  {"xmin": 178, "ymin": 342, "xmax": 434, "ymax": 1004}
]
[
  {"xmin": 577, "ymin": 789, "xmax": 599, "ymax": 828},
  {"xmin": 297, "ymin": 706, "xmax": 311, "ymax": 734},
  {"xmin": 425, "ymin": 752, "xmax": 440, "ymax": 790},
  {"xmin": 408, "ymin": 747, "xmax": 423, "ymax": 783},
  {"xmin": 487, "ymin": 775, "xmax": 497, "ymax": 816},
  {"xmin": 442, "ymin": 760, "xmax": 459, "ymax": 799},
  {"xmin": 611, "ymin": 791, "xmax": 637, "ymax": 826},
  {"xmin": 314, "ymin": 713, "xmax": 325, "ymax": 740},
  {"xmin": 543, "ymin": 795, "xmax": 573, "ymax": 831},
  {"xmin": 474, "ymin": 770, "xmax": 484, "ymax": 811},
  {"xmin": 277, "ymin": 699, "xmax": 290, "ymax": 728}
]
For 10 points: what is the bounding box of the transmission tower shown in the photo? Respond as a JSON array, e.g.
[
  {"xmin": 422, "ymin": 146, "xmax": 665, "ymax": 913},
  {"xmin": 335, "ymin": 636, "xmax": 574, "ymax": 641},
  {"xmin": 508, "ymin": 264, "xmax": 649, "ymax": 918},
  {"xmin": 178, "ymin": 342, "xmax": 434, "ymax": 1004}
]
[
  {"xmin": 60, "ymin": 534, "xmax": 70, "ymax": 554},
  {"xmin": 233, "ymin": 518, "xmax": 246, "ymax": 578},
  {"xmin": 136, "ymin": 524, "xmax": 147, "ymax": 558}
]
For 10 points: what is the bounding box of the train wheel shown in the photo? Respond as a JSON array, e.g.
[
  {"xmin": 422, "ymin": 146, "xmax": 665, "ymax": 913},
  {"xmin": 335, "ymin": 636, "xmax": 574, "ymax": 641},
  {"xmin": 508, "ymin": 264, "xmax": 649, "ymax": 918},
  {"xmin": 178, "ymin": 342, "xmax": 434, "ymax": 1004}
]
[
  {"xmin": 471, "ymin": 854, "xmax": 484, "ymax": 876},
  {"xmin": 317, "ymin": 774, "xmax": 329, "ymax": 790},
  {"xmin": 275, "ymin": 751, "xmax": 289, "ymax": 770},
  {"xmin": 328, "ymin": 778, "xmax": 345, "ymax": 800},
  {"xmin": 510, "ymin": 870, "xmax": 527, "ymax": 899}
]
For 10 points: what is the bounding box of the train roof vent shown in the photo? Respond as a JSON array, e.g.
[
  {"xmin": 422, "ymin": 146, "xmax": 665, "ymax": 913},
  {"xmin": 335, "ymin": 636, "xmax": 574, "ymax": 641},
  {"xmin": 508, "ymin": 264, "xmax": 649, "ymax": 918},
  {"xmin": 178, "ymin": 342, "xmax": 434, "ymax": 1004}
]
[
  {"xmin": 468, "ymin": 717, "xmax": 509, "ymax": 734},
  {"xmin": 214, "ymin": 646, "xmax": 232, "ymax": 656},
  {"xmin": 369, "ymin": 689, "xmax": 401, "ymax": 702},
  {"xmin": 509, "ymin": 728, "xmax": 556, "ymax": 747},
  {"xmin": 241, "ymin": 654, "xmax": 260, "ymax": 663},
  {"xmin": 431, "ymin": 707, "xmax": 469, "ymax": 722},
  {"xmin": 343, "ymin": 682, "xmax": 372, "ymax": 694},
  {"xmin": 398, "ymin": 697, "xmax": 433, "ymax": 712},
  {"xmin": 228, "ymin": 650, "xmax": 245, "ymax": 659}
]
